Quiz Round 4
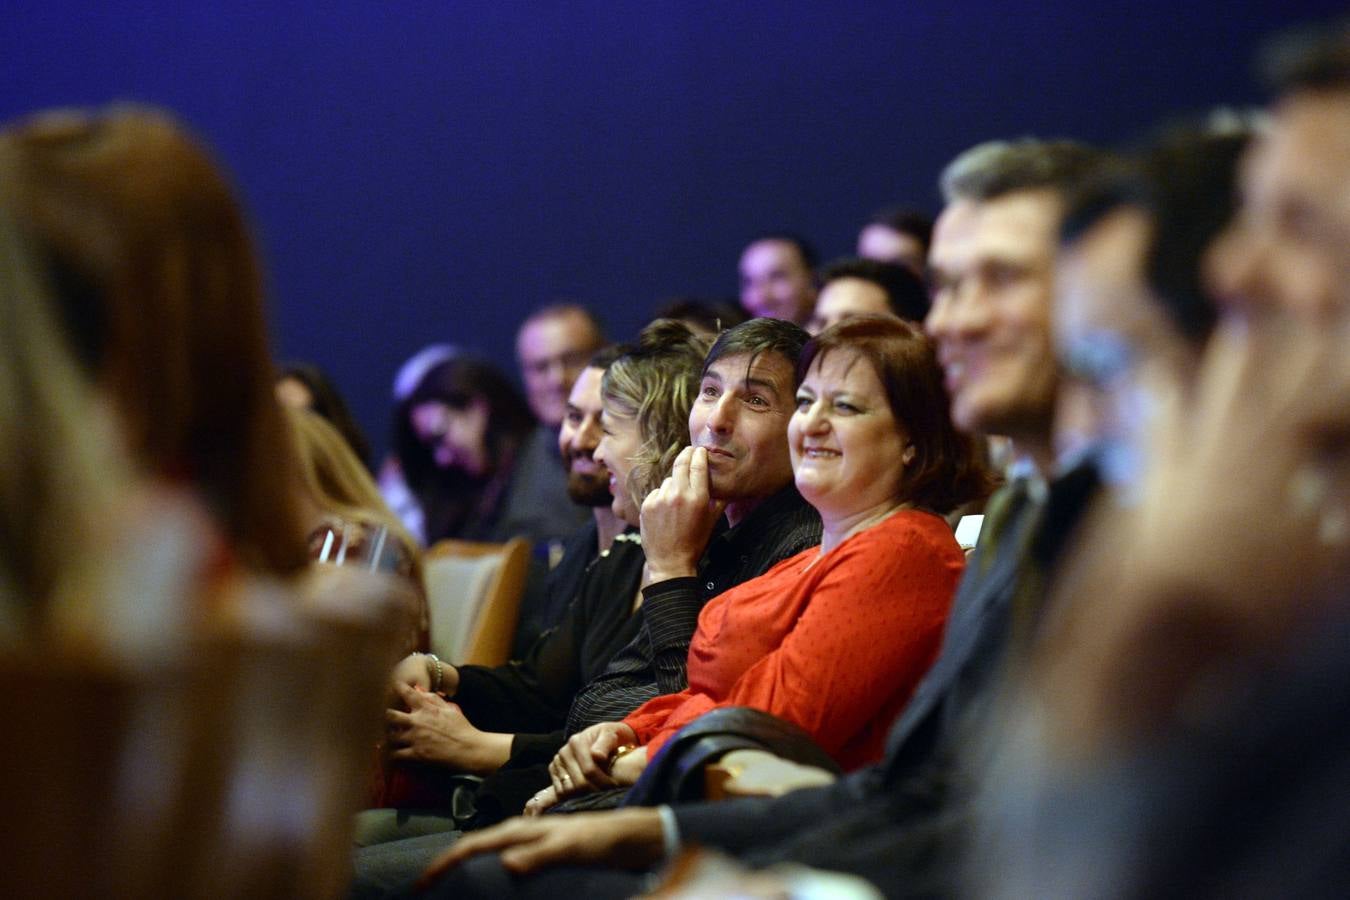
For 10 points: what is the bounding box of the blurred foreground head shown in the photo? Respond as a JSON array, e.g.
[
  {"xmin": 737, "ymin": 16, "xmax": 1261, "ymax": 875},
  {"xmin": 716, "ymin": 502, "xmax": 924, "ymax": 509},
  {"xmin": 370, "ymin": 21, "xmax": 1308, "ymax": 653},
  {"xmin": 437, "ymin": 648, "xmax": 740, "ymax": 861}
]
[
  {"xmin": 1207, "ymin": 19, "xmax": 1350, "ymax": 323},
  {"xmin": 0, "ymin": 105, "xmax": 307, "ymax": 576}
]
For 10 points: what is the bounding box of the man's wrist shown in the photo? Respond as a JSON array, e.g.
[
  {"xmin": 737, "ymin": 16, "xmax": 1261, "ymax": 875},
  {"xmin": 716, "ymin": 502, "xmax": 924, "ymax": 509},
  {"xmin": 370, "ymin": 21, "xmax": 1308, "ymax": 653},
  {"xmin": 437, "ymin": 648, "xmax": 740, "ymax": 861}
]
[
  {"xmin": 613, "ymin": 807, "xmax": 673, "ymax": 865},
  {"xmin": 643, "ymin": 561, "xmax": 699, "ymax": 586},
  {"xmin": 655, "ymin": 805, "xmax": 681, "ymax": 860},
  {"xmin": 470, "ymin": 731, "xmax": 513, "ymax": 775}
]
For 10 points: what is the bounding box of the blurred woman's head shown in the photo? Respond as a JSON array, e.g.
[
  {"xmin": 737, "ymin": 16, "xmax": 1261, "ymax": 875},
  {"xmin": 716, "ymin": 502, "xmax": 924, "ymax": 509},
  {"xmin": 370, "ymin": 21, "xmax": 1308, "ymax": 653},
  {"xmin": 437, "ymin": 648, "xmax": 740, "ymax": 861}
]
[
  {"xmin": 391, "ymin": 352, "xmax": 534, "ymax": 542},
  {"xmin": 287, "ymin": 408, "xmax": 423, "ymax": 584},
  {"xmin": 792, "ymin": 316, "xmax": 994, "ymax": 519},
  {"xmin": 0, "ymin": 105, "xmax": 307, "ymax": 577},
  {"xmin": 276, "ymin": 362, "xmax": 373, "ymax": 468},
  {"xmin": 394, "ymin": 353, "xmax": 534, "ymax": 481},
  {"xmin": 596, "ymin": 320, "xmax": 711, "ymax": 524}
]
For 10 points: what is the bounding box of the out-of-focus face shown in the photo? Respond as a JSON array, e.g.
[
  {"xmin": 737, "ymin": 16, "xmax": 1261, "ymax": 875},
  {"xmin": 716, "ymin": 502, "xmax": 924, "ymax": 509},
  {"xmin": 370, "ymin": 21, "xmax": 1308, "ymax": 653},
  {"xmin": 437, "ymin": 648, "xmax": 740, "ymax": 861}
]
[
  {"xmin": 789, "ymin": 350, "xmax": 908, "ymax": 522},
  {"xmin": 807, "ymin": 277, "xmax": 895, "ymax": 335},
  {"xmin": 1205, "ymin": 91, "xmax": 1350, "ymax": 324},
  {"xmin": 688, "ymin": 351, "xmax": 796, "ymax": 504},
  {"xmin": 857, "ymin": 223, "xmax": 926, "ymax": 275},
  {"xmin": 558, "ymin": 366, "xmax": 611, "ymax": 507},
  {"xmin": 275, "ymin": 376, "xmax": 314, "ymax": 410},
  {"xmin": 1055, "ymin": 206, "xmax": 1156, "ymax": 374},
  {"xmin": 410, "ymin": 397, "xmax": 489, "ymax": 476},
  {"xmin": 516, "ymin": 311, "xmax": 601, "ymax": 427},
  {"xmin": 738, "ymin": 239, "xmax": 817, "ymax": 324},
  {"xmin": 925, "ymin": 190, "xmax": 1062, "ymax": 440},
  {"xmin": 1054, "ymin": 207, "xmax": 1160, "ymax": 472},
  {"xmin": 593, "ymin": 402, "xmax": 643, "ymax": 526}
]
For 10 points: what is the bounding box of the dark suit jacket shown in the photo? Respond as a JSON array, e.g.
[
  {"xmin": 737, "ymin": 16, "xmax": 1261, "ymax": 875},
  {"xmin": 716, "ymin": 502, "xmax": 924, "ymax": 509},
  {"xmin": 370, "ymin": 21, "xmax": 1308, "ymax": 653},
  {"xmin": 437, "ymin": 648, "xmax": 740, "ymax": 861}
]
[{"xmin": 673, "ymin": 465, "xmax": 1099, "ymax": 895}]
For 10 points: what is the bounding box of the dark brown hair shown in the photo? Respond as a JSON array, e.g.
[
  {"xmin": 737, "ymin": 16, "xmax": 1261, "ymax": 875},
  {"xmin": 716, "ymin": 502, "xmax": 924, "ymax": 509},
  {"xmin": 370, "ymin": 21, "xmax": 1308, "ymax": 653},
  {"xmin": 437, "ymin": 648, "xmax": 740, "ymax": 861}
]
[
  {"xmin": 796, "ymin": 315, "xmax": 996, "ymax": 515},
  {"xmin": 0, "ymin": 105, "xmax": 309, "ymax": 577},
  {"xmin": 393, "ymin": 353, "xmax": 535, "ymax": 543}
]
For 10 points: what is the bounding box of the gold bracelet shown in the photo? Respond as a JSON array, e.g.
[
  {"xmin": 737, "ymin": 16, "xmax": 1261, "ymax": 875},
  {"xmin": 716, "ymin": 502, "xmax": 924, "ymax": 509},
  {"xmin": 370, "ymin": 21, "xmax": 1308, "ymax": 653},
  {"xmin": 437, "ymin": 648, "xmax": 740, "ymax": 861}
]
[{"xmin": 611, "ymin": 743, "xmax": 638, "ymax": 761}]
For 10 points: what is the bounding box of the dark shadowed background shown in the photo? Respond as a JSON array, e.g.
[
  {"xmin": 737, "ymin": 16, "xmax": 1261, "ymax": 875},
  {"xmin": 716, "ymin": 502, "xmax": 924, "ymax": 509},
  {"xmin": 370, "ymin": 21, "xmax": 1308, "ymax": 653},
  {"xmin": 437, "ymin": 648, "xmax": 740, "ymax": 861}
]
[{"xmin": 1, "ymin": 1, "xmax": 1339, "ymax": 456}]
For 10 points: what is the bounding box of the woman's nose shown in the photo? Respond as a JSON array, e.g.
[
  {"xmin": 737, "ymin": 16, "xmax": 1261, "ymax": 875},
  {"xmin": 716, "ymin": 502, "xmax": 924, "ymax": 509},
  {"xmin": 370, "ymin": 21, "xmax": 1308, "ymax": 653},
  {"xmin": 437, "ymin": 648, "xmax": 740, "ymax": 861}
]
[{"xmin": 798, "ymin": 400, "xmax": 828, "ymax": 433}]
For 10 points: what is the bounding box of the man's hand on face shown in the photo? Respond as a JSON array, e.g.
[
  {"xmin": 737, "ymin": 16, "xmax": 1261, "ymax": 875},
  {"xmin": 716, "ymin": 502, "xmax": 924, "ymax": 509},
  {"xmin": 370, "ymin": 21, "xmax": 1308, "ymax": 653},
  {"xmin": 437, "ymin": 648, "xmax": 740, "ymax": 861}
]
[
  {"xmin": 1133, "ymin": 317, "xmax": 1350, "ymax": 616},
  {"xmin": 640, "ymin": 446, "xmax": 727, "ymax": 585},
  {"xmin": 418, "ymin": 808, "xmax": 666, "ymax": 887}
]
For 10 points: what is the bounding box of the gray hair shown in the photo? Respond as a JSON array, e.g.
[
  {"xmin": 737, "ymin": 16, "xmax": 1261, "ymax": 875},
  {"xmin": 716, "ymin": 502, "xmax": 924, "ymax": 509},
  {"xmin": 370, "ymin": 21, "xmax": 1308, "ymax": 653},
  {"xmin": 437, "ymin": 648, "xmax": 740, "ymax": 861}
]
[{"xmin": 940, "ymin": 138, "xmax": 1103, "ymax": 204}]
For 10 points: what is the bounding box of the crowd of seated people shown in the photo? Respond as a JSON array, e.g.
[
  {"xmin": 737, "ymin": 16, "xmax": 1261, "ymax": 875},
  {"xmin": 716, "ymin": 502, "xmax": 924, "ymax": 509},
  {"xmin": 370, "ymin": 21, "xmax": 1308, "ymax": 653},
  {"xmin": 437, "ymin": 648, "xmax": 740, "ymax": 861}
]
[{"xmin": 1, "ymin": 15, "xmax": 1347, "ymax": 900}]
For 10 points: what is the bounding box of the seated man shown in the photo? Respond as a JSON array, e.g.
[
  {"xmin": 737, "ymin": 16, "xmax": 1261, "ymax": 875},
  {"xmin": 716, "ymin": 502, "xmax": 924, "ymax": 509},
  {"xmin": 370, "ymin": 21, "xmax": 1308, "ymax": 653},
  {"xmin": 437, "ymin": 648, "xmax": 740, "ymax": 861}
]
[
  {"xmin": 738, "ymin": 233, "xmax": 819, "ymax": 325},
  {"xmin": 806, "ymin": 257, "xmax": 930, "ymax": 334},
  {"xmin": 856, "ymin": 206, "xmax": 932, "ymax": 276}
]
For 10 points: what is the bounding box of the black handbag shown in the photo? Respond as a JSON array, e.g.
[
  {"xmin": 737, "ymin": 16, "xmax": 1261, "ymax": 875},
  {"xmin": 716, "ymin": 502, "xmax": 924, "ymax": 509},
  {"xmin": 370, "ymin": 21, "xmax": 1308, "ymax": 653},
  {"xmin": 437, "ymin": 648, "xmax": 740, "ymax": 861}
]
[{"xmin": 619, "ymin": 706, "xmax": 842, "ymax": 807}]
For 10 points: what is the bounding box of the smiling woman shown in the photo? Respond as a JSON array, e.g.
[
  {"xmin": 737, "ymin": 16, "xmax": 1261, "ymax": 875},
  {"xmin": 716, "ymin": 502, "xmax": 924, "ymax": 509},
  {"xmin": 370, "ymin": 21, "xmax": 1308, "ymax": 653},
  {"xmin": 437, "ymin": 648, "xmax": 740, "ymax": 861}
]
[{"xmin": 389, "ymin": 354, "xmax": 535, "ymax": 545}]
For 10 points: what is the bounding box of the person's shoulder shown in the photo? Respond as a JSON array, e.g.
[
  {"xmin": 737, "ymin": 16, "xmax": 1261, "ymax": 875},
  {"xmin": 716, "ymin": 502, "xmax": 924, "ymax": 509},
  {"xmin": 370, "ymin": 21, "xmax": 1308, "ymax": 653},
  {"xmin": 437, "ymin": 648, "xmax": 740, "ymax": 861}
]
[{"xmin": 843, "ymin": 508, "xmax": 962, "ymax": 561}]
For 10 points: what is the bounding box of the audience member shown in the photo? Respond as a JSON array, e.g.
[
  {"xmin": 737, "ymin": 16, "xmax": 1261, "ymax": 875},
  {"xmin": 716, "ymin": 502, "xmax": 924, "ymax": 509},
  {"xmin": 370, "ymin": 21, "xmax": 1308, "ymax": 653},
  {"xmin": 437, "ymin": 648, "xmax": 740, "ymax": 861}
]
[
  {"xmin": 287, "ymin": 407, "xmax": 427, "ymax": 651},
  {"xmin": 510, "ymin": 344, "xmax": 630, "ymax": 655},
  {"xmin": 388, "ymin": 352, "xmax": 546, "ymax": 546},
  {"xmin": 277, "ymin": 361, "xmax": 375, "ymax": 469},
  {"xmin": 508, "ymin": 304, "xmax": 605, "ymax": 556},
  {"xmin": 361, "ymin": 323, "xmax": 704, "ymax": 846},
  {"xmin": 856, "ymin": 206, "xmax": 933, "ymax": 275},
  {"xmin": 515, "ymin": 304, "xmax": 606, "ymax": 428},
  {"xmin": 400, "ymin": 137, "xmax": 1098, "ymax": 900},
  {"xmin": 806, "ymin": 257, "xmax": 930, "ymax": 334},
  {"xmin": 0, "ymin": 105, "xmax": 310, "ymax": 580},
  {"xmin": 1052, "ymin": 125, "xmax": 1248, "ymax": 482},
  {"xmin": 738, "ymin": 234, "xmax": 819, "ymax": 325},
  {"xmin": 0, "ymin": 108, "xmax": 411, "ymax": 896}
]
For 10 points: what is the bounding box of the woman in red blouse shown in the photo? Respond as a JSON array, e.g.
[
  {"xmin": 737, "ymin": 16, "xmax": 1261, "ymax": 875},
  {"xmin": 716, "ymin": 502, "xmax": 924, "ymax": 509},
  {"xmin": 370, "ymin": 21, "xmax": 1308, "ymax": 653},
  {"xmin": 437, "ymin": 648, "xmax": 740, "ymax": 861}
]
[{"xmin": 542, "ymin": 315, "xmax": 994, "ymax": 804}]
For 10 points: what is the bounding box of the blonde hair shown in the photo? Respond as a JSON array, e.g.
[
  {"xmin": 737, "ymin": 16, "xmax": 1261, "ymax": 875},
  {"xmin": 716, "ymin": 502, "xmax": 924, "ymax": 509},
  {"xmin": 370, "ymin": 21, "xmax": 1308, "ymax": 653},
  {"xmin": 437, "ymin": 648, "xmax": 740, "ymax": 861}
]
[
  {"xmin": 601, "ymin": 319, "xmax": 711, "ymax": 504},
  {"xmin": 0, "ymin": 206, "xmax": 127, "ymax": 639},
  {"xmin": 287, "ymin": 408, "xmax": 424, "ymax": 591}
]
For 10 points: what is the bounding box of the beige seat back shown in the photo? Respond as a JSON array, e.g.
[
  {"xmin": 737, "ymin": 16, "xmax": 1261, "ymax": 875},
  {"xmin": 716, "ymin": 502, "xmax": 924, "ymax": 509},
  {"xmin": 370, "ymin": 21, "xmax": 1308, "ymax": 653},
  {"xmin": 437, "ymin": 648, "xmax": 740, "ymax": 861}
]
[
  {"xmin": 423, "ymin": 537, "xmax": 530, "ymax": 666},
  {"xmin": 0, "ymin": 574, "xmax": 405, "ymax": 899}
]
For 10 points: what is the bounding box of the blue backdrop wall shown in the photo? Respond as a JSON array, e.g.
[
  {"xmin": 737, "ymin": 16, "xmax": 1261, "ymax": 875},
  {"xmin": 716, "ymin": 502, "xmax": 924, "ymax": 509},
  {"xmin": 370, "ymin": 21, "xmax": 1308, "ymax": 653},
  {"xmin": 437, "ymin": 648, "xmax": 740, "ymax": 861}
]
[{"xmin": 1, "ymin": 1, "xmax": 1339, "ymax": 455}]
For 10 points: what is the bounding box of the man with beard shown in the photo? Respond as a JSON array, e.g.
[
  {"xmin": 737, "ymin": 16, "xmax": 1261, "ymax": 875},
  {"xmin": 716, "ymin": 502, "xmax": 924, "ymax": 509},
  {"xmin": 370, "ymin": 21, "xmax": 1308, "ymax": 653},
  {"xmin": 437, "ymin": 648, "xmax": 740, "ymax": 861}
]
[{"xmin": 512, "ymin": 346, "xmax": 630, "ymax": 652}]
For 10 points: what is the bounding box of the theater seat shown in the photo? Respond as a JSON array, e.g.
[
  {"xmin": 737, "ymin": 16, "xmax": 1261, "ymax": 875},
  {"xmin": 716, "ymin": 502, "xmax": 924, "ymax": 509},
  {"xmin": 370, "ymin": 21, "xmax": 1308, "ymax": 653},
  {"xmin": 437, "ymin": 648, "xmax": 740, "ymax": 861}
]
[{"xmin": 423, "ymin": 538, "xmax": 530, "ymax": 666}]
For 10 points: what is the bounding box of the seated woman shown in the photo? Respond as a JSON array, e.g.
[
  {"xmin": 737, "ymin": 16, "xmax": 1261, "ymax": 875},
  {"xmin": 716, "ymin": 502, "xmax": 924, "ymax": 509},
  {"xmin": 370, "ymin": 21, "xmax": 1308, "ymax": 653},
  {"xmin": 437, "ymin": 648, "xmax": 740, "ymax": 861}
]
[
  {"xmin": 366, "ymin": 322, "xmax": 708, "ymax": 840},
  {"xmin": 287, "ymin": 407, "xmax": 428, "ymax": 651},
  {"xmin": 0, "ymin": 108, "xmax": 403, "ymax": 895},
  {"xmin": 387, "ymin": 352, "xmax": 538, "ymax": 547},
  {"xmin": 543, "ymin": 316, "xmax": 993, "ymax": 806}
]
